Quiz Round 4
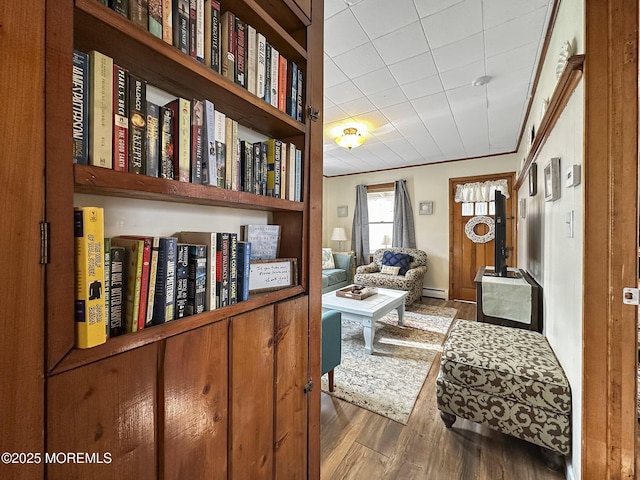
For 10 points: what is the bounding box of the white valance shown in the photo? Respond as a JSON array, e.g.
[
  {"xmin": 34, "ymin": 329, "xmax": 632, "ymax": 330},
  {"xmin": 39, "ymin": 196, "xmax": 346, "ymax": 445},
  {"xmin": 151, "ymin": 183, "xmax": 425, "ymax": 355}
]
[{"xmin": 454, "ymin": 180, "xmax": 509, "ymax": 203}]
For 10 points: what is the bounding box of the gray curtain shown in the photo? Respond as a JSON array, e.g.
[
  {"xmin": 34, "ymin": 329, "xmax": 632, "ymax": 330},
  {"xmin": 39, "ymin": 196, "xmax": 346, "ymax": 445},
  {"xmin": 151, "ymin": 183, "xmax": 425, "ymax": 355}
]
[
  {"xmin": 393, "ymin": 179, "xmax": 416, "ymax": 248},
  {"xmin": 351, "ymin": 184, "xmax": 370, "ymax": 265}
]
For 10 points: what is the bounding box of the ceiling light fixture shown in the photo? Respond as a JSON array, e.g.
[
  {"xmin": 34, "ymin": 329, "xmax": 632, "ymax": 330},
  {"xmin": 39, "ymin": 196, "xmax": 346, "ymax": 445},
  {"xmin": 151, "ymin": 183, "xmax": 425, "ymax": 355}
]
[
  {"xmin": 471, "ymin": 75, "xmax": 491, "ymax": 87},
  {"xmin": 335, "ymin": 127, "xmax": 365, "ymax": 150}
]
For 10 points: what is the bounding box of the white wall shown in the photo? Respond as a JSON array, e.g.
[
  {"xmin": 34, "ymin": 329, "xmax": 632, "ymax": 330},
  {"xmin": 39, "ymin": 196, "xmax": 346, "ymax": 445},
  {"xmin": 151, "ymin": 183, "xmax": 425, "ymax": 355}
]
[
  {"xmin": 515, "ymin": 0, "xmax": 584, "ymax": 478},
  {"xmin": 323, "ymin": 153, "xmax": 519, "ymax": 294}
]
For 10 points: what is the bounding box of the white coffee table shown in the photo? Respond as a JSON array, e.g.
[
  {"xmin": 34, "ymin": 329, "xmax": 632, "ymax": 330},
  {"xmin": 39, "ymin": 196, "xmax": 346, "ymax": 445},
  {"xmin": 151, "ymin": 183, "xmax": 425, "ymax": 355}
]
[{"xmin": 322, "ymin": 286, "xmax": 408, "ymax": 355}]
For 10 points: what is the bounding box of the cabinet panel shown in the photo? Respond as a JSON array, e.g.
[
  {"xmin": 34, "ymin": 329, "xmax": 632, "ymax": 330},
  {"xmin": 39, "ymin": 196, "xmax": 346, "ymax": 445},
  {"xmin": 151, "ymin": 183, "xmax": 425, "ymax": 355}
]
[
  {"xmin": 46, "ymin": 344, "xmax": 158, "ymax": 479},
  {"xmin": 229, "ymin": 305, "xmax": 275, "ymax": 480},
  {"xmin": 163, "ymin": 321, "xmax": 229, "ymax": 480},
  {"xmin": 275, "ymin": 296, "xmax": 309, "ymax": 479}
]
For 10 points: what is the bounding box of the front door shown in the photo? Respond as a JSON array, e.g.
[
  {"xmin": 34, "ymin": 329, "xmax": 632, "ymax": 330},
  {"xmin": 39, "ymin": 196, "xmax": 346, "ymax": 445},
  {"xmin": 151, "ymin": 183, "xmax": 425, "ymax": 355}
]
[{"xmin": 449, "ymin": 172, "xmax": 517, "ymax": 301}]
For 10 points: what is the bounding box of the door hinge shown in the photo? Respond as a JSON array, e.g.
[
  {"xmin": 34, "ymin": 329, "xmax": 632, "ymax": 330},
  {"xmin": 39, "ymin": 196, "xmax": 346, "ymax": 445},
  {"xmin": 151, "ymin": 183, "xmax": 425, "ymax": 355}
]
[
  {"xmin": 40, "ymin": 222, "xmax": 50, "ymax": 265},
  {"xmin": 303, "ymin": 380, "xmax": 313, "ymax": 394},
  {"xmin": 306, "ymin": 105, "xmax": 319, "ymax": 122},
  {"xmin": 623, "ymin": 287, "xmax": 640, "ymax": 305}
]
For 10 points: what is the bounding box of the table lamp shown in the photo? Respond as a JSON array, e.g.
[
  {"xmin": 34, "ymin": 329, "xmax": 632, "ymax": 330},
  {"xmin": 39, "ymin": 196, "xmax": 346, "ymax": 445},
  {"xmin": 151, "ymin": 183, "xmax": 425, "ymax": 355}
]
[
  {"xmin": 381, "ymin": 234, "xmax": 391, "ymax": 248},
  {"xmin": 331, "ymin": 227, "xmax": 348, "ymax": 251}
]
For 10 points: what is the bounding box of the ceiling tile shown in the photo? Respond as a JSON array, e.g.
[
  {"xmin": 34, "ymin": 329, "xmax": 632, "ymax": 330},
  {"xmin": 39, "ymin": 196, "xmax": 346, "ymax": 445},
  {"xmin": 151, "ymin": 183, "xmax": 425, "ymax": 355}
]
[
  {"xmin": 324, "ymin": 0, "xmax": 349, "ymax": 19},
  {"xmin": 483, "ymin": 0, "xmax": 549, "ymax": 30},
  {"xmin": 431, "ymin": 32, "xmax": 485, "ymax": 72},
  {"xmin": 400, "ymin": 74, "xmax": 443, "ymax": 100},
  {"xmin": 340, "ymin": 96, "xmax": 377, "ymax": 116},
  {"xmin": 421, "ymin": 0, "xmax": 483, "ymax": 49},
  {"xmin": 389, "ymin": 52, "xmax": 438, "ymax": 85},
  {"xmin": 440, "ymin": 60, "xmax": 486, "ymax": 91},
  {"xmin": 485, "ymin": 7, "xmax": 548, "ymax": 58},
  {"xmin": 352, "ymin": 67, "xmax": 398, "ymax": 95},
  {"xmin": 414, "ymin": 0, "xmax": 464, "ymax": 19},
  {"xmin": 486, "ymin": 41, "xmax": 538, "ymax": 78},
  {"xmin": 325, "ymin": 80, "xmax": 364, "ymax": 104},
  {"xmin": 333, "ymin": 42, "xmax": 386, "ymax": 79},
  {"xmin": 324, "ymin": 9, "xmax": 369, "ymax": 57},
  {"xmin": 350, "ymin": 0, "xmax": 421, "ymax": 40},
  {"xmin": 324, "ymin": 56, "xmax": 349, "ymax": 88},
  {"xmin": 323, "ymin": 103, "xmax": 350, "ymax": 124},
  {"xmin": 368, "ymin": 86, "xmax": 409, "ymax": 109},
  {"xmin": 372, "ymin": 21, "xmax": 430, "ymax": 65}
]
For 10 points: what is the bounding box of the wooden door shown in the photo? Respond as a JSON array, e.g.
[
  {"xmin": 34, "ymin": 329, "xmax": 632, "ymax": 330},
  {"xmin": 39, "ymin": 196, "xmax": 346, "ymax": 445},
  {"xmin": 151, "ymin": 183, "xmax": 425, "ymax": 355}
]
[
  {"xmin": 163, "ymin": 321, "xmax": 229, "ymax": 480},
  {"xmin": 229, "ymin": 305, "xmax": 275, "ymax": 480},
  {"xmin": 275, "ymin": 296, "xmax": 309, "ymax": 479},
  {"xmin": 449, "ymin": 172, "xmax": 517, "ymax": 301},
  {"xmin": 47, "ymin": 344, "xmax": 158, "ymax": 479}
]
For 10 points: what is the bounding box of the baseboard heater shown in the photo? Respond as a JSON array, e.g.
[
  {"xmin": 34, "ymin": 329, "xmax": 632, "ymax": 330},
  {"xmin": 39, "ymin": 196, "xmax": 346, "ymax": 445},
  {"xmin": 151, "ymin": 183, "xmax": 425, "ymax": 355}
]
[{"xmin": 423, "ymin": 287, "xmax": 448, "ymax": 300}]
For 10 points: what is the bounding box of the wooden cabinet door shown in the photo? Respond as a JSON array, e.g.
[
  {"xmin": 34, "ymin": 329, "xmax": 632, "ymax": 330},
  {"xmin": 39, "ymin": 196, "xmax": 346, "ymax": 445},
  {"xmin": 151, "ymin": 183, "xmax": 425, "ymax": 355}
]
[
  {"xmin": 274, "ymin": 296, "xmax": 309, "ymax": 479},
  {"xmin": 229, "ymin": 305, "xmax": 275, "ymax": 480},
  {"xmin": 163, "ymin": 321, "xmax": 229, "ymax": 480},
  {"xmin": 46, "ymin": 344, "xmax": 158, "ymax": 479}
]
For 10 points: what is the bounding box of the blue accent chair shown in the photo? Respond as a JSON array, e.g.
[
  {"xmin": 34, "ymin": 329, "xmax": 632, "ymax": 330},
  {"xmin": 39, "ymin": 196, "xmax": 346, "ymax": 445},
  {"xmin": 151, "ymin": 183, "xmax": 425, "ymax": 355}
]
[{"xmin": 321, "ymin": 310, "xmax": 342, "ymax": 392}]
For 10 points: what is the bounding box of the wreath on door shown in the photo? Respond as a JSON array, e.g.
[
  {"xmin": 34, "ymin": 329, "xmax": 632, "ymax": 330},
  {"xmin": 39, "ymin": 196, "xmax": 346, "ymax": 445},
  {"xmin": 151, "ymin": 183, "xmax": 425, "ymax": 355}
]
[{"xmin": 464, "ymin": 216, "xmax": 495, "ymax": 243}]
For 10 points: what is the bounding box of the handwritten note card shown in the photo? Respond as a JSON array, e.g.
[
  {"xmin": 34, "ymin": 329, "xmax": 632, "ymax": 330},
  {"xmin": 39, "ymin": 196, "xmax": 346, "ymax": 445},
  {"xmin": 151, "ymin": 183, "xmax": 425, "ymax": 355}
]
[{"xmin": 249, "ymin": 259, "xmax": 297, "ymax": 292}]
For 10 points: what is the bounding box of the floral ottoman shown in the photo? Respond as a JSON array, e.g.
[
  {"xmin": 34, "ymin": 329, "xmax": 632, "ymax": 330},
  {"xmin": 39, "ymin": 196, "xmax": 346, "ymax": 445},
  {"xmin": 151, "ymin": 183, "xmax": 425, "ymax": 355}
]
[{"xmin": 436, "ymin": 320, "xmax": 571, "ymax": 469}]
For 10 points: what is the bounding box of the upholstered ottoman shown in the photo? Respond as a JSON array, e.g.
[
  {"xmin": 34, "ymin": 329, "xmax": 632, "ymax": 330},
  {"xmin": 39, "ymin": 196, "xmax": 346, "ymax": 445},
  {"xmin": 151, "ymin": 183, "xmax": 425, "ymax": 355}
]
[{"xmin": 436, "ymin": 320, "xmax": 571, "ymax": 469}]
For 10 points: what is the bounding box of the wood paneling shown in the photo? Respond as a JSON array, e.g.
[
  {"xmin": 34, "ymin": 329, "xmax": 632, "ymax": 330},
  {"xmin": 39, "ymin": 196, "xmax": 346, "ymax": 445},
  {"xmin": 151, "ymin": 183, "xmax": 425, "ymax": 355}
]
[
  {"xmin": 583, "ymin": 0, "xmax": 638, "ymax": 478},
  {"xmin": 162, "ymin": 321, "xmax": 229, "ymax": 480},
  {"xmin": 0, "ymin": 1, "xmax": 46, "ymax": 479},
  {"xmin": 229, "ymin": 306, "xmax": 275, "ymax": 480},
  {"xmin": 46, "ymin": 344, "xmax": 158, "ymax": 479},
  {"xmin": 275, "ymin": 297, "xmax": 309, "ymax": 479}
]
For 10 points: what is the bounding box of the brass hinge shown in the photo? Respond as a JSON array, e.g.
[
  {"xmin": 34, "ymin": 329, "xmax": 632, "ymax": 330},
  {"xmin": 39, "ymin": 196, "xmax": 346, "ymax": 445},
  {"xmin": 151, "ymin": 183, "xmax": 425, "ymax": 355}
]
[
  {"xmin": 303, "ymin": 380, "xmax": 313, "ymax": 394},
  {"xmin": 306, "ymin": 105, "xmax": 319, "ymax": 122},
  {"xmin": 40, "ymin": 221, "xmax": 50, "ymax": 265}
]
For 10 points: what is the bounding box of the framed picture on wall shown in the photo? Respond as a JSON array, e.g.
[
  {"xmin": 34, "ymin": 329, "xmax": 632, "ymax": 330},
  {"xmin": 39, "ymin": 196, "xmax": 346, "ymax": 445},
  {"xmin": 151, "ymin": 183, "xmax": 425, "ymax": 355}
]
[
  {"xmin": 544, "ymin": 157, "xmax": 561, "ymax": 202},
  {"xmin": 528, "ymin": 162, "xmax": 537, "ymax": 196}
]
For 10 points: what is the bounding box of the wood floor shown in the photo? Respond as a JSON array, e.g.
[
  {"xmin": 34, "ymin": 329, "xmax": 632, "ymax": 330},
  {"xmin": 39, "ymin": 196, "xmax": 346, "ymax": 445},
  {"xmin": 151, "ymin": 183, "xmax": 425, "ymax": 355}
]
[{"xmin": 320, "ymin": 298, "xmax": 566, "ymax": 480}]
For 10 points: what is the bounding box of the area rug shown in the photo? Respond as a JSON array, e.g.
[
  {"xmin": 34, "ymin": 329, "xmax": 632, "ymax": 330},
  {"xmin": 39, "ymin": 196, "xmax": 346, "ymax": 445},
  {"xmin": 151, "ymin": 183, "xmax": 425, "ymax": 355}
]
[{"xmin": 320, "ymin": 303, "xmax": 456, "ymax": 424}]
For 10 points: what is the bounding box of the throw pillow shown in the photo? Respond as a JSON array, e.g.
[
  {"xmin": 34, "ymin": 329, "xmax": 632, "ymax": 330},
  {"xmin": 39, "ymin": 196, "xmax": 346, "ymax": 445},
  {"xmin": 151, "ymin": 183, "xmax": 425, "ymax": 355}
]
[
  {"xmin": 380, "ymin": 265, "xmax": 401, "ymax": 275},
  {"xmin": 381, "ymin": 251, "xmax": 413, "ymax": 276},
  {"xmin": 321, "ymin": 248, "xmax": 335, "ymax": 269}
]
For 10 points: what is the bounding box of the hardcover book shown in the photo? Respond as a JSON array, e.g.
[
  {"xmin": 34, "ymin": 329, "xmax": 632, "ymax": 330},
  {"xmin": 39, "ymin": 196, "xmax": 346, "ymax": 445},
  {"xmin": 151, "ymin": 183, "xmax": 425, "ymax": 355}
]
[
  {"xmin": 109, "ymin": 246, "xmax": 126, "ymax": 337},
  {"xmin": 179, "ymin": 231, "xmax": 217, "ymax": 310},
  {"xmin": 119, "ymin": 235, "xmax": 153, "ymax": 332},
  {"xmin": 72, "ymin": 50, "xmax": 89, "ymax": 165},
  {"xmin": 231, "ymin": 119, "xmax": 240, "ymax": 191},
  {"xmin": 172, "ymin": 0, "xmax": 189, "ymax": 54},
  {"xmin": 214, "ymin": 109, "xmax": 226, "ymax": 188},
  {"xmin": 224, "ymin": 116, "xmax": 233, "ymax": 189},
  {"xmin": 240, "ymin": 140, "xmax": 253, "ymax": 194},
  {"xmin": 278, "ymin": 54, "xmax": 287, "ymax": 112},
  {"xmin": 269, "ymin": 45, "xmax": 279, "ymax": 108},
  {"xmin": 288, "ymin": 61, "xmax": 298, "ymax": 118},
  {"xmin": 240, "ymin": 224, "xmax": 280, "ymax": 260},
  {"xmin": 165, "ymin": 97, "xmax": 191, "ymax": 182},
  {"xmin": 234, "ymin": 17, "xmax": 246, "ymax": 88},
  {"xmin": 148, "ymin": 0, "xmax": 162, "ymax": 38},
  {"xmin": 256, "ymin": 32, "xmax": 266, "ymax": 99},
  {"xmin": 109, "ymin": 0, "xmax": 129, "ymax": 17},
  {"xmin": 205, "ymin": 0, "xmax": 221, "ymax": 72},
  {"xmin": 110, "ymin": 236, "xmax": 144, "ymax": 333},
  {"xmin": 153, "ymin": 236, "xmax": 178, "ymax": 324},
  {"xmin": 128, "ymin": 75, "xmax": 147, "ymax": 175},
  {"xmin": 88, "ymin": 50, "xmax": 113, "ymax": 169},
  {"xmin": 104, "ymin": 237, "xmax": 111, "ymax": 338},
  {"xmin": 188, "ymin": 0, "xmax": 197, "ymax": 59},
  {"xmin": 175, "ymin": 243, "xmax": 189, "ymax": 319},
  {"xmin": 237, "ymin": 241, "xmax": 251, "ymax": 302},
  {"xmin": 287, "ymin": 142, "xmax": 296, "ymax": 201},
  {"xmin": 220, "ymin": 11, "xmax": 235, "ymax": 81},
  {"xmin": 190, "ymin": 99, "xmax": 204, "ymax": 184},
  {"xmin": 74, "ymin": 206, "xmax": 107, "ymax": 349},
  {"xmin": 264, "ymin": 42, "xmax": 271, "ymax": 104},
  {"xmin": 186, "ymin": 244, "xmax": 207, "ymax": 315},
  {"xmin": 196, "ymin": 0, "xmax": 205, "ymax": 62},
  {"xmin": 145, "ymin": 236, "xmax": 160, "ymax": 327},
  {"xmin": 112, "ymin": 63, "xmax": 129, "ymax": 171},
  {"xmin": 246, "ymin": 25, "xmax": 256, "ymax": 95},
  {"xmin": 160, "ymin": 105, "xmax": 174, "ymax": 179},
  {"xmin": 228, "ymin": 232, "xmax": 237, "ymax": 305},
  {"xmin": 146, "ymin": 101, "xmax": 160, "ymax": 177},
  {"xmin": 202, "ymin": 99, "xmax": 216, "ymax": 185},
  {"xmin": 162, "ymin": 0, "xmax": 173, "ymax": 44},
  {"xmin": 252, "ymin": 142, "xmax": 262, "ymax": 194},
  {"xmin": 129, "ymin": 0, "xmax": 148, "ymax": 30},
  {"xmin": 218, "ymin": 232, "xmax": 230, "ymax": 307},
  {"xmin": 296, "ymin": 67, "xmax": 304, "ymax": 122},
  {"xmin": 294, "ymin": 148, "xmax": 302, "ymax": 201}
]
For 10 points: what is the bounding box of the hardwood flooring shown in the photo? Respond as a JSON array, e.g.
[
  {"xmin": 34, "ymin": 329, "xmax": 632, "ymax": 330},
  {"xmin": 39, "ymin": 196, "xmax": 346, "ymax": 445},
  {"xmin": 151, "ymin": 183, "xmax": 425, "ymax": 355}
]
[{"xmin": 320, "ymin": 298, "xmax": 566, "ymax": 480}]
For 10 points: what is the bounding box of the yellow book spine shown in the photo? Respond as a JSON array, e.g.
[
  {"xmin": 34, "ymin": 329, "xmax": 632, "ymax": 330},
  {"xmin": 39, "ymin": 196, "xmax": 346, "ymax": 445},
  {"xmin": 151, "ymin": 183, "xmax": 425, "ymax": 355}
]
[{"xmin": 74, "ymin": 207, "xmax": 107, "ymax": 348}]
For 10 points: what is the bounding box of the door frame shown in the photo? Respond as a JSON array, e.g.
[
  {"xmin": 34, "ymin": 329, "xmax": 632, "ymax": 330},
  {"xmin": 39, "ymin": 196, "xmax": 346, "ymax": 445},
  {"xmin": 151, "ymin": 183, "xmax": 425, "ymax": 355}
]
[
  {"xmin": 448, "ymin": 172, "xmax": 517, "ymax": 301},
  {"xmin": 582, "ymin": 0, "xmax": 638, "ymax": 477}
]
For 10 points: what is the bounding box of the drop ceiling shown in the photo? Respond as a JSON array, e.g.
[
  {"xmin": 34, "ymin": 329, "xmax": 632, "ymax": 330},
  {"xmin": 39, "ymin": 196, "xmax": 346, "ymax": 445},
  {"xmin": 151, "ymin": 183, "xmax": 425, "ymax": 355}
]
[{"xmin": 322, "ymin": 0, "xmax": 555, "ymax": 177}]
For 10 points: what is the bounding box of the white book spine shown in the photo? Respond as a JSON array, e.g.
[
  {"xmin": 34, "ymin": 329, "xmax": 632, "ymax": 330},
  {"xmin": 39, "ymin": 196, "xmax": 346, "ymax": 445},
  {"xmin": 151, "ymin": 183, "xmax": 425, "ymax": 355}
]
[
  {"xmin": 256, "ymin": 33, "xmax": 266, "ymax": 99},
  {"xmin": 247, "ymin": 25, "xmax": 257, "ymax": 95},
  {"xmin": 196, "ymin": 0, "xmax": 205, "ymax": 61},
  {"xmin": 203, "ymin": 100, "xmax": 216, "ymax": 185},
  {"xmin": 270, "ymin": 47, "xmax": 279, "ymax": 108}
]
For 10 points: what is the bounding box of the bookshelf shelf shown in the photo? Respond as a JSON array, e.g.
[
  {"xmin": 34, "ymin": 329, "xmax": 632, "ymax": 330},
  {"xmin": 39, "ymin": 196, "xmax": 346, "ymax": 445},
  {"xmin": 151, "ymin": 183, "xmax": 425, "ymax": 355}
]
[{"xmin": 74, "ymin": 164, "xmax": 305, "ymax": 211}]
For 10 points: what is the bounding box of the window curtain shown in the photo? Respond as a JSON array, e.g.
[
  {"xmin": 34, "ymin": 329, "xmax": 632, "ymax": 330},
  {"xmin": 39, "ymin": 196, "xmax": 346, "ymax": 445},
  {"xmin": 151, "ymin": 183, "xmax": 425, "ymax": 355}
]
[
  {"xmin": 351, "ymin": 184, "xmax": 369, "ymax": 265},
  {"xmin": 392, "ymin": 179, "xmax": 416, "ymax": 248}
]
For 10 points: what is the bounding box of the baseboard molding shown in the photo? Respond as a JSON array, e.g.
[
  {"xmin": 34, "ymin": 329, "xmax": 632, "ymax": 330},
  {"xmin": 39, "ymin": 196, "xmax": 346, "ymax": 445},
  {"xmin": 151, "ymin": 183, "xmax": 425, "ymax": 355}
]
[{"xmin": 422, "ymin": 287, "xmax": 448, "ymax": 300}]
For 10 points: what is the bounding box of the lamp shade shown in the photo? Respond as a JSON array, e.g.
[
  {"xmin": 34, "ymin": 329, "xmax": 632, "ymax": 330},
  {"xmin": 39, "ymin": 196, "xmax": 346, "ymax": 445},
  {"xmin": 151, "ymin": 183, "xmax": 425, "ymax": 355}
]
[
  {"xmin": 335, "ymin": 127, "xmax": 365, "ymax": 150},
  {"xmin": 331, "ymin": 227, "xmax": 347, "ymax": 242}
]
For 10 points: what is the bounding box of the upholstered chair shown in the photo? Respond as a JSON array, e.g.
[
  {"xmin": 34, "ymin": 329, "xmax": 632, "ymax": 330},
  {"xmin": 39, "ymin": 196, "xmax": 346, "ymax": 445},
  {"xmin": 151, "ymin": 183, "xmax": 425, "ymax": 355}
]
[
  {"xmin": 321, "ymin": 310, "xmax": 342, "ymax": 392},
  {"xmin": 353, "ymin": 248, "xmax": 428, "ymax": 305}
]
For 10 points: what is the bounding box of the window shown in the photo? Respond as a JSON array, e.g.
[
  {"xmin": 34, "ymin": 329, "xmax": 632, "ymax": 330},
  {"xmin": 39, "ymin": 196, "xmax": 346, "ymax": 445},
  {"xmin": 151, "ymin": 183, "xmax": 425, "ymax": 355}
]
[{"xmin": 367, "ymin": 185, "xmax": 394, "ymax": 252}]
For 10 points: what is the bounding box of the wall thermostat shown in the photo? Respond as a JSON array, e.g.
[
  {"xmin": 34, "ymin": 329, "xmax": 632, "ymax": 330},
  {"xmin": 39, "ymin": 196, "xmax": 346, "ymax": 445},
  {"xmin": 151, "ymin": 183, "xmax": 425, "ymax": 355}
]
[{"xmin": 565, "ymin": 164, "xmax": 581, "ymax": 187}]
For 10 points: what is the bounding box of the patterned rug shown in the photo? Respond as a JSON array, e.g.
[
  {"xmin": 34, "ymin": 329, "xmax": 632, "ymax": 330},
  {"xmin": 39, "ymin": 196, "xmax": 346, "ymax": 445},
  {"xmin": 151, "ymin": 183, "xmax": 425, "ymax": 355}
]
[{"xmin": 320, "ymin": 303, "xmax": 456, "ymax": 424}]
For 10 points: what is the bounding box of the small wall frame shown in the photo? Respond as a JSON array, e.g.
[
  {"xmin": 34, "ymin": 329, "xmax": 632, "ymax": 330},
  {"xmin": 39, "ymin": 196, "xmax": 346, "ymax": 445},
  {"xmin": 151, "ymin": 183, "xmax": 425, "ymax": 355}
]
[
  {"xmin": 337, "ymin": 205, "xmax": 348, "ymax": 217},
  {"xmin": 249, "ymin": 258, "xmax": 298, "ymax": 293},
  {"xmin": 528, "ymin": 162, "xmax": 537, "ymax": 196},
  {"xmin": 419, "ymin": 201, "xmax": 433, "ymax": 215},
  {"xmin": 544, "ymin": 157, "xmax": 561, "ymax": 202}
]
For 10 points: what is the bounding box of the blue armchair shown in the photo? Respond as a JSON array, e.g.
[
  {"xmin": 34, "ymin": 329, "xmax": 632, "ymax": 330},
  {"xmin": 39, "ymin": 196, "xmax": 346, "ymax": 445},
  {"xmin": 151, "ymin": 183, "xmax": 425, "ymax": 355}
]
[{"xmin": 321, "ymin": 310, "xmax": 342, "ymax": 392}]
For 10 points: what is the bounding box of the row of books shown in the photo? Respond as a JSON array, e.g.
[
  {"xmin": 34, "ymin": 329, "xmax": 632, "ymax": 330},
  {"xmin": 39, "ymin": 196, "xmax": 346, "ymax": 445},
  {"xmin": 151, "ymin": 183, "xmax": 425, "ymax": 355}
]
[
  {"xmin": 72, "ymin": 49, "xmax": 303, "ymax": 201},
  {"xmin": 74, "ymin": 206, "xmax": 253, "ymax": 348},
  {"xmin": 97, "ymin": 0, "xmax": 304, "ymax": 120}
]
